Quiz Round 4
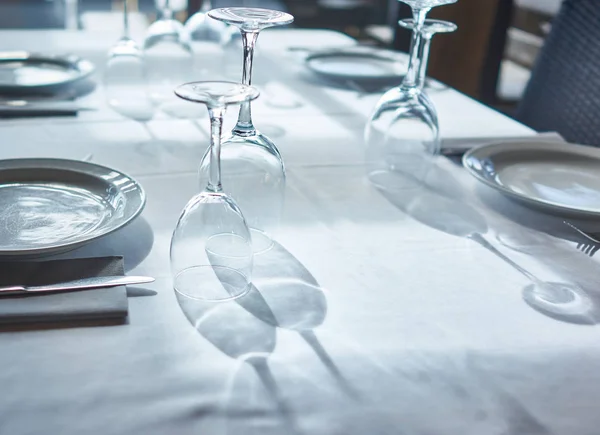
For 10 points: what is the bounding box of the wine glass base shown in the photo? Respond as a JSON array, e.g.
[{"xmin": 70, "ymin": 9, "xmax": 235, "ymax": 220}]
[
  {"xmin": 522, "ymin": 283, "xmax": 596, "ymax": 324},
  {"xmin": 174, "ymin": 265, "xmax": 251, "ymax": 302}
]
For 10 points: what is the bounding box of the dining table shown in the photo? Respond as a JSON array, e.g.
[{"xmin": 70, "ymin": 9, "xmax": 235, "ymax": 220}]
[{"xmin": 2, "ymin": 22, "xmax": 600, "ymax": 435}]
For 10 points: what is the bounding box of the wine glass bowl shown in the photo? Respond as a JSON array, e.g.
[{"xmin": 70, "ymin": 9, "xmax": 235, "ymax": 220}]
[
  {"xmin": 144, "ymin": 19, "xmax": 188, "ymax": 50},
  {"xmin": 171, "ymin": 81, "xmax": 260, "ymax": 302},
  {"xmin": 104, "ymin": 54, "xmax": 155, "ymax": 123},
  {"xmin": 144, "ymin": 0, "xmax": 189, "ymax": 51},
  {"xmin": 366, "ymin": 91, "xmax": 439, "ymax": 191},
  {"xmin": 198, "ymin": 132, "xmax": 285, "ymax": 253},
  {"xmin": 171, "ymin": 191, "xmax": 253, "ymax": 301},
  {"xmin": 143, "ymin": 1, "xmax": 197, "ymax": 118},
  {"xmin": 183, "ymin": 0, "xmax": 232, "ymax": 45},
  {"xmin": 104, "ymin": 2, "xmax": 156, "ymax": 123},
  {"xmin": 365, "ymin": 16, "xmax": 456, "ymax": 192},
  {"xmin": 196, "ymin": 7, "xmax": 294, "ymax": 253}
]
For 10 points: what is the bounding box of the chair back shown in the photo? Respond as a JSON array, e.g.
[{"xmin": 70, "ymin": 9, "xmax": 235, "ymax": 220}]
[{"xmin": 516, "ymin": 0, "xmax": 600, "ymax": 147}]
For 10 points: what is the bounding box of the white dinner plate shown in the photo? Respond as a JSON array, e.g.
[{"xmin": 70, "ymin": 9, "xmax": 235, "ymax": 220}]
[
  {"xmin": 0, "ymin": 51, "xmax": 94, "ymax": 94},
  {"xmin": 305, "ymin": 46, "xmax": 406, "ymax": 82},
  {"xmin": 0, "ymin": 159, "xmax": 145, "ymax": 257},
  {"xmin": 463, "ymin": 141, "xmax": 600, "ymax": 217}
]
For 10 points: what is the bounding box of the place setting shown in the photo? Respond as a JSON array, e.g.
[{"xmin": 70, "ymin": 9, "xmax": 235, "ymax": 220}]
[
  {"xmin": 359, "ymin": 0, "xmax": 600, "ymax": 325},
  {"xmin": 0, "ymin": 5, "xmax": 298, "ymax": 328},
  {"xmin": 0, "ymin": 156, "xmax": 150, "ymax": 328},
  {"xmin": 4, "ymin": 0, "xmax": 600, "ymax": 433},
  {"xmin": 0, "ymin": 50, "xmax": 97, "ymax": 118}
]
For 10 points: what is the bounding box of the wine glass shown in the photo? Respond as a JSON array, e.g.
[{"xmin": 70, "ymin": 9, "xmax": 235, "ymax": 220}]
[
  {"xmin": 202, "ymin": 7, "xmax": 294, "ymax": 254},
  {"xmin": 171, "ymin": 81, "xmax": 260, "ymax": 302},
  {"xmin": 143, "ymin": 0, "xmax": 200, "ymax": 118},
  {"xmin": 104, "ymin": 0, "xmax": 156, "ymax": 126},
  {"xmin": 144, "ymin": 0, "xmax": 188, "ymax": 50},
  {"xmin": 183, "ymin": 0, "xmax": 233, "ymax": 45},
  {"xmin": 365, "ymin": 0, "xmax": 456, "ymax": 193}
]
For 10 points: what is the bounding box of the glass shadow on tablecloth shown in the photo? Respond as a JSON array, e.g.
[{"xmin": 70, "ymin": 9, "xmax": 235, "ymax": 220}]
[
  {"xmin": 174, "ymin": 283, "xmax": 297, "ymax": 432},
  {"xmin": 374, "ymin": 158, "xmax": 598, "ymax": 325},
  {"xmin": 235, "ymin": 241, "xmax": 358, "ymax": 399},
  {"xmin": 475, "ymin": 185, "xmax": 600, "ymax": 254},
  {"xmin": 175, "ymin": 240, "xmax": 355, "ymax": 433}
]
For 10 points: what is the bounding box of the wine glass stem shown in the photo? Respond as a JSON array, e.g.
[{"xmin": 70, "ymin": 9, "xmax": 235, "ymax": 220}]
[
  {"xmin": 417, "ymin": 35, "xmax": 433, "ymax": 90},
  {"xmin": 402, "ymin": 7, "xmax": 430, "ymax": 90},
  {"xmin": 162, "ymin": 0, "xmax": 173, "ymax": 19},
  {"xmin": 123, "ymin": 0, "xmax": 130, "ymax": 39},
  {"xmin": 201, "ymin": 0, "xmax": 212, "ymax": 12},
  {"xmin": 233, "ymin": 30, "xmax": 259, "ymax": 136},
  {"xmin": 207, "ymin": 107, "xmax": 225, "ymax": 193}
]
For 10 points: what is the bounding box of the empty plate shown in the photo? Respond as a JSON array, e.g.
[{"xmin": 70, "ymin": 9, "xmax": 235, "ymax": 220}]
[
  {"xmin": 305, "ymin": 47, "xmax": 406, "ymax": 83},
  {"xmin": 0, "ymin": 159, "xmax": 145, "ymax": 257},
  {"xmin": 0, "ymin": 51, "xmax": 94, "ymax": 94},
  {"xmin": 463, "ymin": 141, "xmax": 600, "ymax": 217}
]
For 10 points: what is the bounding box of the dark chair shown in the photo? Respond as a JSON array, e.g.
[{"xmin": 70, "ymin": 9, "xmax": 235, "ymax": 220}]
[
  {"xmin": 0, "ymin": 1, "xmax": 63, "ymax": 29},
  {"xmin": 516, "ymin": 0, "xmax": 600, "ymax": 147}
]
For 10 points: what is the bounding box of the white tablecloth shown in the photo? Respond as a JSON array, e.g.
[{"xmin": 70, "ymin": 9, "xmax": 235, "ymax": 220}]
[{"xmin": 2, "ymin": 28, "xmax": 600, "ymax": 435}]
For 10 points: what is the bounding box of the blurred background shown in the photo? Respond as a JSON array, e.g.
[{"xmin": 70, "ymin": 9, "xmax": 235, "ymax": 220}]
[{"xmin": 0, "ymin": 0, "xmax": 561, "ymax": 116}]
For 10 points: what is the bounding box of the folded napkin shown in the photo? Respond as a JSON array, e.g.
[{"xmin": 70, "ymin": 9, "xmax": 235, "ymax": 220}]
[
  {"xmin": 441, "ymin": 131, "xmax": 565, "ymax": 156},
  {"xmin": 0, "ymin": 256, "xmax": 128, "ymax": 325}
]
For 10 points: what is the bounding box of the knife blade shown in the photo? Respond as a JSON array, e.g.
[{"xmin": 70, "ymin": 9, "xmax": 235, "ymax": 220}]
[
  {"xmin": 0, "ymin": 275, "xmax": 155, "ymax": 296},
  {"xmin": 0, "ymin": 100, "xmax": 96, "ymax": 118}
]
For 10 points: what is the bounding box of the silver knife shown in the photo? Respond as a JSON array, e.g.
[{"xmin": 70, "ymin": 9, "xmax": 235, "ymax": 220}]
[{"xmin": 0, "ymin": 276, "xmax": 155, "ymax": 296}]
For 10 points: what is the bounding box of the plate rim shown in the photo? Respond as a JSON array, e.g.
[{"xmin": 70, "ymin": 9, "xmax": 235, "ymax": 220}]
[
  {"xmin": 0, "ymin": 157, "xmax": 146, "ymax": 256},
  {"xmin": 462, "ymin": 140, "xmax": 600, "ymax": 217},
  {"xmin": 0, "ymin": 51, "xmax": 95, "ymax": 91},
  {"xmin": 305, "ymin": 47, "xmax": 406, "ymax": 81}
]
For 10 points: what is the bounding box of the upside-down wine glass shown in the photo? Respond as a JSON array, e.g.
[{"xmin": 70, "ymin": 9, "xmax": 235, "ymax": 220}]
[
  {"xmin": 171, "ymin": 81, "xmax": 260, "ymax": 302},
  {"xmin": 144, "ymin": 0, "xmax": 187, "ymax": 49},
  {"xmin": 183, "ymin": 0, "xmax": 233, "ymax": 45},
  {"xmin": 144, "ymin": 0, "xmax": 199, "ymax": 118},
  {"xmin": 365, "ymin": 0, "xmax": 456, "ymax": 192},
  {"xmin": 104, "ymin": 0, "xmax": 156, "ymax": 126},
  {"xmin": 201, "ymin": 7, "xmax": 294, "ymax": 254}
]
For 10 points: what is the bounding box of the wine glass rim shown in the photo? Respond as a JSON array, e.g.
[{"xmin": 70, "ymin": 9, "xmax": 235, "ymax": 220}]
[
  {"xmin": 398, "ymin": 18, "xmax": 458, "ymax": 33},
  {"xmin": 207, "ymin": 7, "xmax": 294, "ymax": 28},
  {"xmin": 399, "ymin": 0, "xmax": 458, "ymax": 7},
  {"xmin": 174, "ymin": 80, "xmax": 260, "ymax": 106}
]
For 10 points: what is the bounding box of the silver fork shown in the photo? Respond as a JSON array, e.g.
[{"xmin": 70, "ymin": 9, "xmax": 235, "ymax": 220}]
[{"xmin": 564, "ymin": 221, "xmax": 600, "ymax": 257}]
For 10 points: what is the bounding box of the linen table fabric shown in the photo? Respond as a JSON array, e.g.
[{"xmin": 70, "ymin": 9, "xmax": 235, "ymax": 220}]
[{"xmin": 2, "ymin": 27, "xmax": 600, "ymax": 435}]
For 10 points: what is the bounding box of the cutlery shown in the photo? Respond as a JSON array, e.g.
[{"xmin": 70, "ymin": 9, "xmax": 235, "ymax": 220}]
[
  {"xmin": 0, "ymin": 100, "xmax": 96, "ymax": 118},
  {"xmin": 564, "ymin": 221, "xmax": 600, "ymax": 243},
  {"xmin": 576, "ymin": 242, "xmax": 600, "ymax": 257},
  {"xmin": 287, "ymin": 44, "xmax": 361, "ymax": 53},
  {"xmin": 0, "ymin": 275, "xmax": 155, "ymax": 296},
  {"xmin": 441, "ymin": 132, "xmax": 564, "ymax": 157},
  {"xmin": 564, "ymin": 221, "xmax": 600, "ymax": 257}
]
